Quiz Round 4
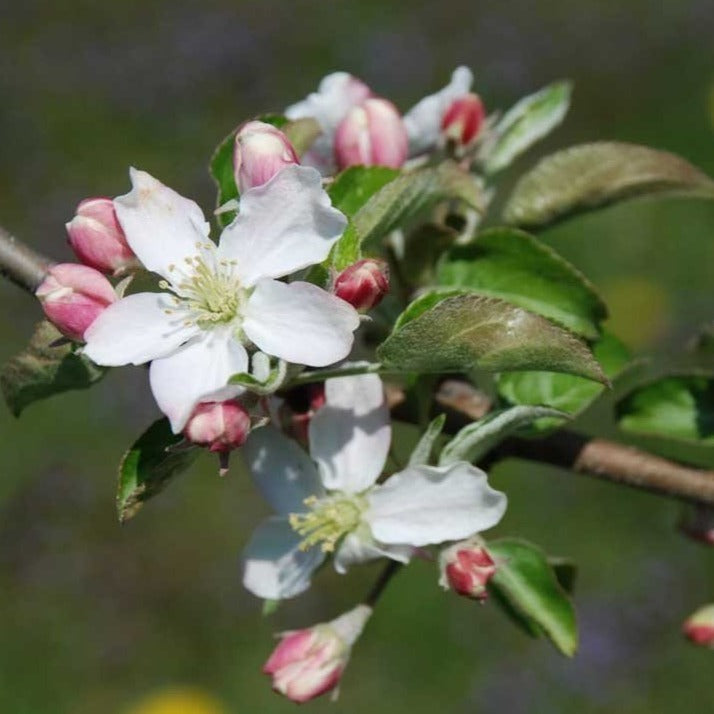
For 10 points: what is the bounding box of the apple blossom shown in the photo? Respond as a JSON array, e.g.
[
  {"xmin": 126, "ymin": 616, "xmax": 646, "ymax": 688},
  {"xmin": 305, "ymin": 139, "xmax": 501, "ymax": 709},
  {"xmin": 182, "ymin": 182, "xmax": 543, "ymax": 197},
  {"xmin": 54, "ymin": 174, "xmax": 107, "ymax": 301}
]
[
  {"xmin": 36, "ymin": 263, "xmax": 117, "ymax": 342},
  {"xmin": 241, "ymin": 373, "xmax": 507, "ymax": 600},
  {"xmin": 285, "ymin": 72, "xmax": 373, "ymax": 174},
  {"xmin": 403, "ymin": 66, "xmax": 474, "ymax": 156},
  {"xmin": 334, "ymin": 98, "xmax": 408, "ymax": 169},
  {"xmin": 333, "ymin": 258, "xmax": 389, "ymax": 311},
  {"xmin": 683, "ymin": 604, "xmax": 714, "ymax": 647},
  {"xmin": 233, "ymin": 121, "xmax": 299, "ymax": 192},
  {"xmin": 264, "ymin": 604, "xmax": 372, "ymax": 703},
  {"xmin": 66, "ymin": 197, "xmax": 138, "ymax": 274},
  {"xmin": 441, "ymin": 92, "xmax": 486, "ymax": 146},
  {"xmin": 439, "ymin": 539, "xmax": 497, "ymax": 600},
  {"xmin": 83, "ymin": 165, "xmax": 359, "ymax": 433}
]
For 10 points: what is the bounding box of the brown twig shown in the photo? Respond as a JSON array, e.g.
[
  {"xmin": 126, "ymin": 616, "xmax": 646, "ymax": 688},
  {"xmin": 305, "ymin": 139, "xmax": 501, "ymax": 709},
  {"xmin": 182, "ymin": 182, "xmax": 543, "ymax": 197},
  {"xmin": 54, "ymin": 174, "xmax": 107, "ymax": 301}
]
[{"xmin": 0, "ymin": 225, "xmax": 51, "ymax": 293}]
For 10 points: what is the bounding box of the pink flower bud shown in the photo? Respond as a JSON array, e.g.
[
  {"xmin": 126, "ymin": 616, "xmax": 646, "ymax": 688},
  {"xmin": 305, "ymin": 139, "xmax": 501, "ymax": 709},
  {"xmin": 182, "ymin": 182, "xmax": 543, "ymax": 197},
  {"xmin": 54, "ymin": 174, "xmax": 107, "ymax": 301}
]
[
  {"xmin": 439, "ymin": 541, "xmax": 497, "ymax": 601},
  {"xmin": 233, "ymin": 121, "xmax": 299, "ymax": 192},
  {"xmin": 183, "ymin": 400, "xmax": 251, "ymax": 453},
  {"xmin": 333, "ymin": 259, "xmax": 389, "ymax": 311},
  {"xmin": 264, "ymin": 604, "xmax": 371, "ymax": 703},
  {"xmin": 441, "ymin": 93, "xmax": 486, "ymax": 146},
  {"xmin": 66, "ymin": 197, "xmax": 137, "ymax": 274},
  {"xmin": 683, "ymin": 604, "xmax": 714, "ymax": 647},
  {"xmin": 35, "ymin": 263, "xmax": 117, "ymax": 342},
  {"xmin": 334, "ymin": 98, "xmax": 408, "ymax": 170}
]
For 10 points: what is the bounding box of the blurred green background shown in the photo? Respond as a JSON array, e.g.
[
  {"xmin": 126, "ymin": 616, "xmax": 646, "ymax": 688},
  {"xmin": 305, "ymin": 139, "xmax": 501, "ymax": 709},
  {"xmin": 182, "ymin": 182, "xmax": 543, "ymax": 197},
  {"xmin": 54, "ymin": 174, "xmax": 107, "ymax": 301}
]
[{"xmin": 2, "ymin": 1, "xmax": 714, "ymax": 712}]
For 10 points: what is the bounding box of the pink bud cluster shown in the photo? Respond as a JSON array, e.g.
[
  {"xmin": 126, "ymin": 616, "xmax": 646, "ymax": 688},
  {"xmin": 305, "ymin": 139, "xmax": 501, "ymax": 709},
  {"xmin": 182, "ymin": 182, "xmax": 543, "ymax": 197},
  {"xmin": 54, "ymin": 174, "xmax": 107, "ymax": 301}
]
[{"xmin": 683, "ymin": 604, "xmax": 714, "ymax": 647}]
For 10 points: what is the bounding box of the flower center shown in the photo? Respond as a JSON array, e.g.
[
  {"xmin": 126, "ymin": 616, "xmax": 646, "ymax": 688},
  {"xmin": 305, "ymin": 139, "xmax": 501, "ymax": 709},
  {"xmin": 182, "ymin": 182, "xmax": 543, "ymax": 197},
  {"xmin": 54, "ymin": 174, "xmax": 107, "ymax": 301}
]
[
  {"xmin": 289, "ymin": 494, "xmax": 366, "ymax": 553},
  {"xmin": 161, "ymin": 249, "xmax": 246, "ymax": 328}
]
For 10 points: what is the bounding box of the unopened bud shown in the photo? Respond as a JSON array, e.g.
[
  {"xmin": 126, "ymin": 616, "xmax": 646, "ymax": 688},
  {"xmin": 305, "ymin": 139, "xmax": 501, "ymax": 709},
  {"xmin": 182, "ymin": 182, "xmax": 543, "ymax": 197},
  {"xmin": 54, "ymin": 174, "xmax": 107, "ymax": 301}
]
[
  {"xmin": 36, "ymin": 263, "xmax": 117, "ymax": 342},
  {"xmin": 184, "ymin": 400, "xmax": 251, "ymax": 453},
  {"xmin": 683, "ymin": 604, "xmax": 714, "ymax": 647},
  {"xmin": 233, "ymin": 121, "xmax": 299, "ymax": 192},
  {"xmin": 334, "ymin": 98, "xmax": 408, "ymax": 170},
  {"xmin": 264, "ymin": 604, "xmax": 371, "ymax": 703},
  {"xmin": 333, "ymin": 259, "xmax": 389, "ymax": 311},
  {"xmin": 441, "ymin": 93, "xmax": 485, "ymax": 146},
  {"xmin": 66, "ymin": 197, "xmax": 137, "ymax": 274},
  {"xmin": 439, "ymin": 540, "xmax": 497, "ymax": 601}
]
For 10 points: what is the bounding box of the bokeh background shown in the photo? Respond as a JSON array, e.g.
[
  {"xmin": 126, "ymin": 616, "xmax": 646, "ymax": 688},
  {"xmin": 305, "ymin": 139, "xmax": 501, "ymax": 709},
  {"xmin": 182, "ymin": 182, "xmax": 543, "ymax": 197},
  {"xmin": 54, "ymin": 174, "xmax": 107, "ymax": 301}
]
[{"xmin": 2, "ymin": 1, "xmax": 714, "ymax": 712}]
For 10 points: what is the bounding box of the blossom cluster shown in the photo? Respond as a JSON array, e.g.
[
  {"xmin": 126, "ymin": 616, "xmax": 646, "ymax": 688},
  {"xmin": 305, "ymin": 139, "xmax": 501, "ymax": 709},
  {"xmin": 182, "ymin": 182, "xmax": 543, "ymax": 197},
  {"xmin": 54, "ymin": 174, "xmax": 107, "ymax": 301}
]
[{"xmin": 33, "ymin": 66, "xmax": 508, "ymax": 702}]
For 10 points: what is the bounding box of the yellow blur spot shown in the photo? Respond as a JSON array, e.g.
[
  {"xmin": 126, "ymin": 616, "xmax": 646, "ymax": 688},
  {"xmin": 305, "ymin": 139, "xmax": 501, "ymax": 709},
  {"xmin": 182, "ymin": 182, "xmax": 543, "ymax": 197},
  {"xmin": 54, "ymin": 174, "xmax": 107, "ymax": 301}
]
[
  {"xmin": 601, "ymin": 276, "xmax": 671, "ymax": 349},
  {"xmin": 124, "ymin": 687, "xmax": 226, "ymax": 714}
]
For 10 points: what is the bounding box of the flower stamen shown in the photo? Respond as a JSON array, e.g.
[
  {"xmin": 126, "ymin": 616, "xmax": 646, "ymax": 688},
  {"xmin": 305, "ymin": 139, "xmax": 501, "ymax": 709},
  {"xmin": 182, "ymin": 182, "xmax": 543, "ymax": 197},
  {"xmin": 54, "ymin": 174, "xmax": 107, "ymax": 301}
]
[{"xmin": 289, "ymin": 495, "xmax": 364, "ymax": 552}]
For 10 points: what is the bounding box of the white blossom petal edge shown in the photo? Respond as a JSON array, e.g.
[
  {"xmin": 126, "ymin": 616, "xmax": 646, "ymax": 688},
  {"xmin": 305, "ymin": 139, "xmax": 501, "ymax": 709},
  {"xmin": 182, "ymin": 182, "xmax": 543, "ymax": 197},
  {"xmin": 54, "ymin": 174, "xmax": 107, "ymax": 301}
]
[
  {"xmin": 403, "ymin": 66, "xmax": 473, "ymax": 157},
  {"xmin": 83, "ymin": 164, "xmax": 358, "ymax": 432},
  {"xmin": 241, "ymin": 373, "xmax": 507, "ymax": 600}
]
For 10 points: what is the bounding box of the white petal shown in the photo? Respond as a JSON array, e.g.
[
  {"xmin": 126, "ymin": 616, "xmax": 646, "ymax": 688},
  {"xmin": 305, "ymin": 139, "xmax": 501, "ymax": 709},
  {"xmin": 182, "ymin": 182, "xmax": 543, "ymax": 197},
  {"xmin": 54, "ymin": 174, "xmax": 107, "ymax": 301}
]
[
  {"xmin": 403, "ymin": 66, "xmax": 473, "ymax": 156},
  {"xmin": 309, "ymin": 374, "xmax": 390, "ymax": 494},
  {"xmin": 217, "ymin": 165, "xmax": 346, "ymax": 286},
  {"xmin": 242, "ymin": 517, "xmax": 325, "ymax": 600},
  {"xmin": 366, "ymin": 462, "xmax": 507, "ymax": 547},
  {"xmin": 83, "ymin": 292, "xmax": 199, "ymax": 366},
  {"xmin": 149, "ymin": 331, "xmax": 248, "ymax": 432},
  {"xmin": 242, "ymin": 426, "xmax": 324, "ymax": 515},
  {"xmin": 114, "ymin": 168, "xmax": 210, "ymax": 280},
  {"xmin": 243, "ymin": 279, "xmax": 359, "ymax": 367},
  {"xmin": 333, "ymin": 525, "xmax": 413, "ymax": 574}
]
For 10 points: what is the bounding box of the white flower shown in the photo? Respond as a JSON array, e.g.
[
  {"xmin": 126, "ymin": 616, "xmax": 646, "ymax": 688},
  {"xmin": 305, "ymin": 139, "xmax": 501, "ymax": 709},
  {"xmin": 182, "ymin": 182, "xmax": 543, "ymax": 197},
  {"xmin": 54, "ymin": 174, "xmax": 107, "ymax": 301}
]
[
  {"xmin": 83, "ymin": 165, "xmax": 360, "ymax": 432},
  {"xmin": 241, "ymin": 373, "xmax": 507, "ymax": 600},
  {"xmin": 285, "ymin": 72, "xmax": 373, "ymax": 174},
  {"xmin": 403, "ymin": 66, "xmax": 473, "ymax": 157}
]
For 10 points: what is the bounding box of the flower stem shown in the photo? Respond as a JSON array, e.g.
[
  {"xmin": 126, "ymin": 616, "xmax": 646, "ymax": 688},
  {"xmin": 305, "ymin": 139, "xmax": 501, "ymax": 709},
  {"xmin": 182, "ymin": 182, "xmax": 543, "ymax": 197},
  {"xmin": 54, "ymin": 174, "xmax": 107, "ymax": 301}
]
[
  {"xmin": 0, "ymin": 225, "xmax": 52, "ymax": 293},
  {"xmin": 364, "ymin": 560, "xmax": 402, "ymax": 608}
]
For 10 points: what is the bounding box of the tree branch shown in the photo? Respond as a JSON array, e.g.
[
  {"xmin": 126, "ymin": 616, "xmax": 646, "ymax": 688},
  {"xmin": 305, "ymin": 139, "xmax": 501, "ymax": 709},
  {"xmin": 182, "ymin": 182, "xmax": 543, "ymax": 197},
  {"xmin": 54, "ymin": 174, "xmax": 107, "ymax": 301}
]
[{"xmin": 0, "ymin": 225, "xmax": 52, "ymax": 293}]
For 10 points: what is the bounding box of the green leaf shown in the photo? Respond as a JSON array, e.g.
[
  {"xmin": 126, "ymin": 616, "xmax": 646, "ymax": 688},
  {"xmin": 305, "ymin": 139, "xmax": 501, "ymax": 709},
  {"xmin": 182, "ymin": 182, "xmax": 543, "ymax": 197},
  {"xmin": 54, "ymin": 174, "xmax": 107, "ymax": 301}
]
[
  {"xmin": 488, "ymin": 538, "xmax": 578, "ymax": 657},
  {"xmin": 482, "ymin": 81, "xmax": 572, "ymax": 174},
  {"xmin": 438, "ymin": 405, "xmax": 568, "ymax": 466},
  {"xmin": 617, "ymin": 375, "xmax": 714, "ymax": 446},
  {"xmin": 392, "ymin": 288, "xmax": 468, "ymax": 332},
  {"xmin": 117, "ymin": 418, "xmax": 199, "ymax": 523},
  {"xmin": 408, "ymin": 414, "xmax": 447, "ymax": 466},
  {"xmin": 437, "ymin": 227, "xmax": 607, "ymax": 339},
  {"xmin": 378, "ymin": 293, "xmax": 607, "ymax": 383},
  {"xmin": 262, "ymin": 599, "xmax": 280, "ymax": 617},
  {"xmin": 1, "ymin": 321, "xmax": 107, "ymax": 417},
  {"xmin": 497, "ymin": 332, "xmax": 630, "ymax": 431},
  {"xmin": 503, "ymin": 142, "xmax": 714, "ymax": 228},
  {"xmin": 328, "ymin": 166, "xmax": 400, "ymax": 217},
  {"xmin": 353, "ymin": 161, "xmax": 485, "ymax": 248},
  {"xmin": 283, "ymin": 117, "xmax": 321, "ymax": 156},
  {"xmin": 287, "ymin": 361, "xmax": 384, "ymax": 388},
  {"xmin": 549, "ymin": 557, "xmax": 578, "ymax": 594}
]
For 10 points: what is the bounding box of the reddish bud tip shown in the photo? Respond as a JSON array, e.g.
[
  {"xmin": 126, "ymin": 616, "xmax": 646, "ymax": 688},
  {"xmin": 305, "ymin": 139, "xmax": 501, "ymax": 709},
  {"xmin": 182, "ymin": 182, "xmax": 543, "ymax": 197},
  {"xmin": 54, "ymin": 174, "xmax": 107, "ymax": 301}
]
[
  {"xmin": 334, "ymin": 98, "xmax": 408, "ymax": 170},
  {"xmin": 66, "ymin": 197, "xmax": 137, "ymax": 274},
  {"xmin": 683, "ymin": 605, "xmax": 714, "ymax": 647},
  {"xmin": 183, "ymin": 399, "xmax": 251, "ymax": 453},
  {"xmin": 333, "ymin": 259, "xmax": 389, "ymax": 311},
  {"xmin": 233, "ymin": 121, "xmax": 299, "ymax": 192},
  {"xmin": 35, "ymin": 263, "xmax": 117, "ymax": 342},
  {"xmin": 441, "ymin": 543, "xmax": 496, "ymax": 601},
  {"xmin": 441, "ymin": 93, "xmax": 486, "ymax": 146}
]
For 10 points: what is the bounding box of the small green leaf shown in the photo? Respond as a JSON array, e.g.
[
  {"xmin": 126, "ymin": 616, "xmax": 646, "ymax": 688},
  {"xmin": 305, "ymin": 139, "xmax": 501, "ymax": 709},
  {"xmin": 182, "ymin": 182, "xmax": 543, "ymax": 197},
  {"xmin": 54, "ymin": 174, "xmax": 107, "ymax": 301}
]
[
  {"xmin": 438, "ymin": 405, "xmax": 568, "ymax": 466},
  {"xmin": 283, "ymin": 117, "xmax": 321, "ymax": 156},
  {"xmin": 482, "ymin": 81, "xmax": 572, "ymax": 174},
  {"xmin": 353, "ymin": 161, "xmax": 485, "ymax": 248},
  {"xmin": 392, "ymin": 288, "xmax": 468, "ymax": 332},
  {"xmin": 408, "ymin": 414, "xmax": 447, "ymax": 466},
  {"xmin": 497, "ymin": 332, "xmax": 630, "ymax": 432},
  {"xmin": 378, "ymin": 293, "xmax": 607, "ymax": 383},
  {"xmin": 117, "ymin": 418, "xmax": 199, "ymax": 523},
  {"xmin": 617, "ymin": 375, "xmax": 714, "ymax": 446},
  {"xmin": 328, "ymin": 166, "xmax": 401, "ymax": 217},
  {"xmin": 488, "ymin": 538, "xmax": 578, "ymax": 657},
  {"xmin": 503, "ymin": 142, "xmax": 714, "ymax": 228},
  {"xmin": 1, "ymin": 321, "xmax": 107, "ymax": 417},
  {"xmin": 548, "ymin": 558, "xmax": 578, "ymax": 594},
  {"xmin": 437, "ymin": 227, "xmax": 607, "ymax": 338}
]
